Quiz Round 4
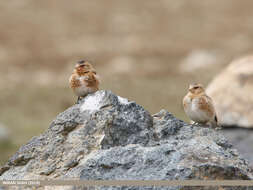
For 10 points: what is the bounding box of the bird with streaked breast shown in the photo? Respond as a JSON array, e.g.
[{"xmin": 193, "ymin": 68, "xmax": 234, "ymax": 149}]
[
  {"xmin": 183, "ymin": 83, "xmax": 220, "ymax": 129},
  {"xmin": 69, "ymin": 60, "xmax": 100, "ymax": 102}
]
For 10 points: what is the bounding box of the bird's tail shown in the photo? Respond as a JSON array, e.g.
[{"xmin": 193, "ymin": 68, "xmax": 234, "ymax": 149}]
[{"xmin": 211, "ymin": 115, "xmax": 221, "ymax": 130}]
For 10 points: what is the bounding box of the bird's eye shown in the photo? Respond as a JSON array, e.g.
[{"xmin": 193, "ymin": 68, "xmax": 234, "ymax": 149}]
[
  {"xmin": 193, "ymin": 87, "xmax": 199, "ymax": 89},
  {"xmin": 78, "ymin": 60, "xmax": 86, "ymax": 64}
]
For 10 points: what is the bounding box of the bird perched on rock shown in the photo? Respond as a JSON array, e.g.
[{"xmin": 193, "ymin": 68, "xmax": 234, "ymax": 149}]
[
  {"xmin": 183, "ymin": 83, "xmax": 220, "ymax": 129},
  {"xmin": 69, "ymin": 60, "xmax": 100, "ymax": 102}
]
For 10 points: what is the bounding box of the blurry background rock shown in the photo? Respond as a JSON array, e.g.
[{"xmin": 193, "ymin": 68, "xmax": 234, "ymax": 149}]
[
  {"xmin": 179, "ymin": 50, "xmax": 221, "ymax": 73},
  {"xmin": 1, "ymin": 0, "xmax": 253, "ymax": 167},
  {"xmin": 207, "ymin": 56, "xmax": 253, "ymax": 167},
  {"xmin": 0, "ymin": 123, "xmax": 9, "ymax": 142},
  {"xmin": 207, "ymin": 56, "xmax": 253, "ymax": 128}
]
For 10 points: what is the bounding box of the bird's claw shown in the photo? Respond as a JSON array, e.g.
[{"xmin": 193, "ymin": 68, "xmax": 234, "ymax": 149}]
[{"xmin": 76, "ymin": 96, "xmax": 82, "ymax": 104}]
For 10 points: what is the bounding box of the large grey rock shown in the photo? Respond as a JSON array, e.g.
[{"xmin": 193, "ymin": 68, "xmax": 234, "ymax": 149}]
[
  {"xmin": 221, "ymin": 128, "xmax": 253, "ymax": 167},
  {"xmin": 0, "ymin": 90, "xmax": 252, "ymax": 190}
]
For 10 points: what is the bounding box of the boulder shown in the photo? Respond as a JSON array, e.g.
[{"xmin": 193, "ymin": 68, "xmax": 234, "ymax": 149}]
[
  {"xmin": 179, "ymin": 49, "xmax": 219, "ymax": 72},
  {"xmin": 221, "ymin": 128, "xmax": 253, "ymax": 167},
  {"xmin": 207, "ymin": 56, "xmax": 253, "ymax": 128},
  {"xmin": 0, "ymin": 90, "xmax": 252, "ymax": 190}
]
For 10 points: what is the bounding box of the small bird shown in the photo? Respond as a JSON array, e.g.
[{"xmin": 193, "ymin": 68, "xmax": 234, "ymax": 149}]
[
  {"xmin": 183, "ymin": 83, "xmax": 220, "ymax": 129},
  {"xmin": 69, "ymin": 60, "xmax": 100, "ymax": 102}
]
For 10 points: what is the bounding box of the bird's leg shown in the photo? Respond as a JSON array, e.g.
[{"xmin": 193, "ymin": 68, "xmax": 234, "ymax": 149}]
[
  {"xmin": 214, "ymin": 124, "xmax": 222, "ymax": 130},
  {"xmin": 193, "ymin": 122, "xmax": 203, "ymax": 127},
  {"xmin": 192, "ymin": 121, "xmax": 197, "ymax": 126},
  {"xmin": 197, "ymin": 122, "xmax": 202, "ymax": 127},
  {"xmin": 76, "ymin": 96, "xmax": 82, "ymax": 104},
  {"xmin": 76, "ymin": 95, "xmax": 88, "ymax": 104}
]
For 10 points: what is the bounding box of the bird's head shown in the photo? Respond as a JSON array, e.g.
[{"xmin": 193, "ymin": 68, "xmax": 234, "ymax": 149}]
[
  {"xmin": 74, "ymin": 60, "xmax": 95, "ymax": 75},
  {"xmin": 188, "ymin": 83, "xmax": 205, "ymax": 95}
]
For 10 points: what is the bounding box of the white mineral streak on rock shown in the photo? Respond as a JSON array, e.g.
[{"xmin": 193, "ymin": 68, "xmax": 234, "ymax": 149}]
[
  {"xmin": 117, "ymin": 96, "xmax": 129, "ymax": 105},
  {"xmin": 81, "ymin": 92, "xmax": 104, "ymax": 112}
]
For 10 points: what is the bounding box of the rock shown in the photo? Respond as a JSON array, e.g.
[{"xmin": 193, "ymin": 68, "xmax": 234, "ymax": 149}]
[
  {"xmin": 180, "ymin": 50, "xmax": 219, "ymax": 72},
  {"xmin": 0, "ymin": 90, "xmax": 252, "ymax": 190},
  {"xmin": 221, "ymin": 128, "xmax": 253, "ymax": 167},
  {"xmin": 207, "ymin": 56, "xmax": 253, "ymax": 128}
]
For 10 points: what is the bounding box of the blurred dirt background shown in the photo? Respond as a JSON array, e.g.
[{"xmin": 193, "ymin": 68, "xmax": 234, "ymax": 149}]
[{"xmin": 1, "ymin": 0, "xmax": 253, "ymax": 166}]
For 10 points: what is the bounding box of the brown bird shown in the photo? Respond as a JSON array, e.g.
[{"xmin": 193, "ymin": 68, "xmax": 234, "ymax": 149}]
[
  {"xmin": 69, "ymin": 60, "xmax": 100, "ymax": 102},
  {"xmin": 183, "ymin": 83, "xmax": 220, "ymax": 129}
]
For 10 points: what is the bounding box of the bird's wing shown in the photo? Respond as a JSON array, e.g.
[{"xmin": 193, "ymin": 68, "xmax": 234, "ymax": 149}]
[
  {"xmin": 200, "ymin": 95, "xmax": 220, "ymax": 129},
  {"xmin": 69, "ymin": 74, "xmax": 81, "ymax": 88},
  {"xmin": 197, "ymin": 95, "xmax": 216, "ymax": 118},
  {"xmin": 94, "ymin": 73, "xmax": 101, "ymax": 83},
  {"xmin": 183, "ymin": 94, "xmax": 190, "ymax": 110},
  {"xmin": 69, "ymin": 74, "xmax": 74, "ymax": 84},
  {"xmin": 83, "ymin": 72, "xmax": 100, "ymax": 87}
]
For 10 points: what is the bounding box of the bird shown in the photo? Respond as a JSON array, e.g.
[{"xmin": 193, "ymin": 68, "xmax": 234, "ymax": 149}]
[
  {"xmin": 183, "ymin": 83, "xmax": 220, "ymax": 129},
  {"xmin": 69, "ymin": 60, "xmax": 100, "ymax": 102}
]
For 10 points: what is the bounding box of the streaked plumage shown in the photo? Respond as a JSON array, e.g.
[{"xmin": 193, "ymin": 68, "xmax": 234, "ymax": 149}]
[
  {"xmin": 69, "ymin": 60, "xmax": 100, "ymax": 101},
  {"xmin": 183, "ymin": 83, "xmax": 219, "ymax": 129}
]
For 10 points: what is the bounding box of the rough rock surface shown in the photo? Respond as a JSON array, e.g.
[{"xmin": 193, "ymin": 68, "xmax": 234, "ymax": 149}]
[
  {"xmin": 0, "ymin": 90, "xmax": 253, "ymax": 190},
  {"xmin": 207, "ymin": 56, "xmax": 253, "ymax": 128},
  {"xmin": 221, "ymin": 128, "xmax": 253, "ymax": 167}
]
